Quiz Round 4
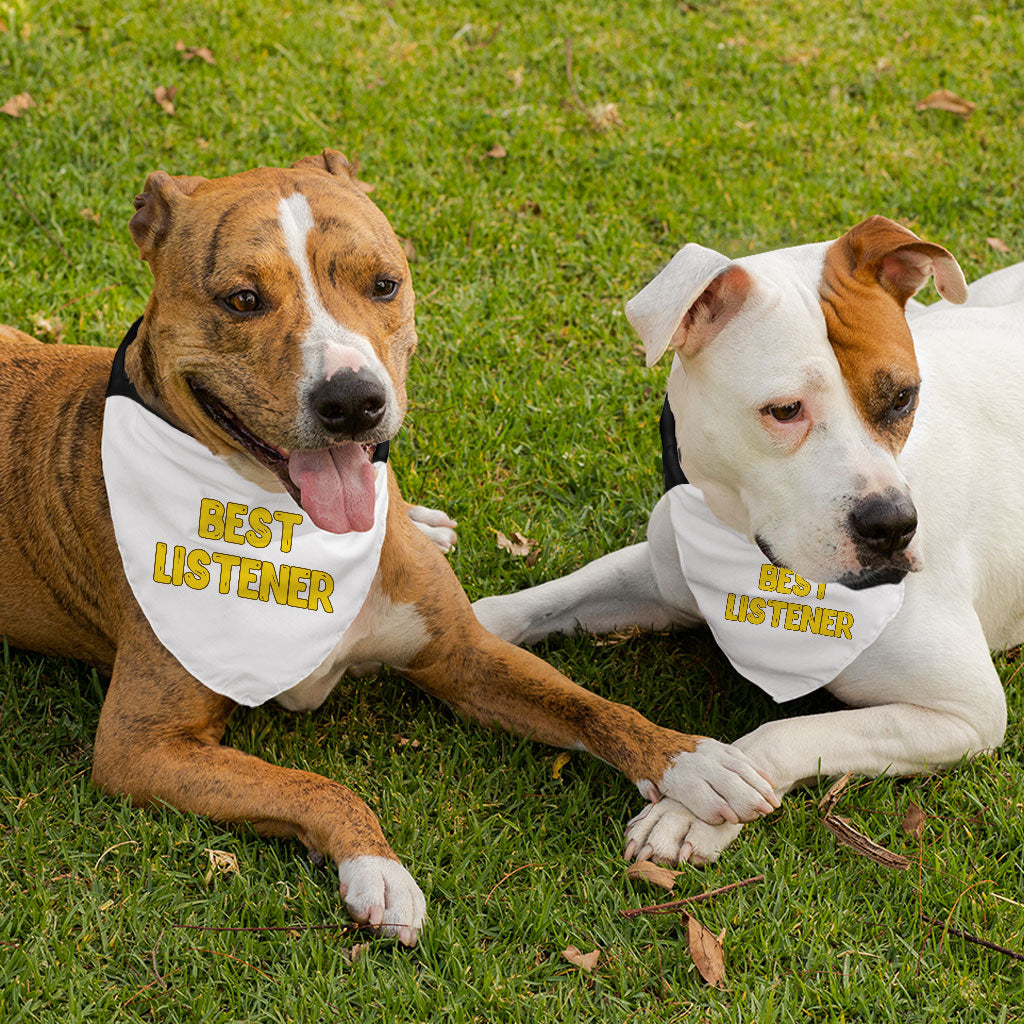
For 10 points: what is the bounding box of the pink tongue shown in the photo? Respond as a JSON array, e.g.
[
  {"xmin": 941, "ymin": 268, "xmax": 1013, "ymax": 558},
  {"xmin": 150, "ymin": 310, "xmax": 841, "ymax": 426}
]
[{"xmin": 287, "ymin": 444, "xmax": 377, "ymax": 534}]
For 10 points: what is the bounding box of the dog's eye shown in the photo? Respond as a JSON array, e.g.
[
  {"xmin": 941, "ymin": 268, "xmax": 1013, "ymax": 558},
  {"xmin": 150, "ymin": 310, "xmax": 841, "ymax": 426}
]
[
  {"xmin": 224, "ymin": 290, "xmax": 262, "ymax": 314},
  {"xmin": 768, "ymin": 402, "xmax": 802, "ymax": 422},
  {"xmin": 371, "ymin": 277, "xmax": 399, "ymax": 301},
  {"xmin": 891, "ymin": 388, "xmax": 916, "ymax": 414}
]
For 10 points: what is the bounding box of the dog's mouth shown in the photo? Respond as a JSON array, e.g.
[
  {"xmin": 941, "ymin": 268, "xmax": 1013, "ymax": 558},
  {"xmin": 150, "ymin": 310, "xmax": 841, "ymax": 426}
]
[
  {"xmin": 756, "ymin": 533, "xmax": 910, "ymax": 590},
  {"xmin": 837, "ymin": 565, "xmax": 910, "ymax": 590},
  {"xmin": 188, "ymin": 381, "xmax": 380, "ymax": 534}
]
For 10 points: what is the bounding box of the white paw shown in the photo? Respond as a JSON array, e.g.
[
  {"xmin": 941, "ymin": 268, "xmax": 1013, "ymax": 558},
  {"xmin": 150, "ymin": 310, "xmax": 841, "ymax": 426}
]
[
  {"xmin": 650, "ymin": 737, "xmax": 780, "ymax": 825},
  {"xmin": 624, "ymin": 798, "xmax": 744, "ymax": 866},
  {"xmin": 407, "ymin": 504, "xmax": 457, "ymax": 553},
  {"xmin": 337, "ymin": 855, "xmax": 426, "ymax": 947}
]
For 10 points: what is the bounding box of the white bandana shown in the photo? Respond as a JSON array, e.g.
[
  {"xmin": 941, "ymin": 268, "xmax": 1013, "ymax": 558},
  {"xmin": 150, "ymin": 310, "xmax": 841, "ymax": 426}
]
[
  {"xmin": 667, "ymin": 484, "xmax": 904, "ymax": 702},
  {"xmin": 100, "ymin": 329, "xmax": 388, "ymax": 707}
]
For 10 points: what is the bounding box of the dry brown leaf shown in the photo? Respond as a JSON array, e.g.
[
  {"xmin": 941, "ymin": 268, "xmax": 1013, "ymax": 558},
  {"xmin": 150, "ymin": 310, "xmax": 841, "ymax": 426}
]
[
  {"xmin": 0, "ymin": 18, "xmax": 7, "ymax": 33},
  {"xmin": 823, "ymin": 814, "xmax": 911, "ymax": 869},
  {"xmin": 1, "ymin": 92, "xmax": 35, "ymax": 118},
  {"xmin": 203, "ymin": 848, "xmax": 240, "ymax": 884},
  {"xmin": 486, "ymin": 143, "xmax": 508, "ymax": 159},
  {"xmin": 341, "ymin": 942, "xmax": 370, "ymax": 963},
  {"xmin": 818, "ymin": 771, "xmax": 854, "ymax": 814},
  {"xmin": 80, "ymin": 207, "xmax": 100, "ymax": 224},
  {"xmin": 197, "ymin": 136, "xmax": 210, "ymax": 150},
  {"xmin": 29, "ymin": 313, "xmax": 64, "ymax": 344},
  {"xmin": 780, "ymin": 47, "xmax": 821, "ymax": 66},
  {"xmin": 684, "ymin": 911, "xmax": 726, "ymax": 989},
  {"xmin": 626, "ymin": 859, "xmax": 681, "ymax": 891},
  {"xmin": 496, "ymin": 530, "xmax": 537, "ymax": 558},
  {"xmin": 562, "ymin": 945, "xmax": 600, "ymax": 972},
  {"xmin": 588, "ymin": 102, "xmax": 623, "ymax": 131},
  {"xmin": 551, "ymin": 751, "xmax": 571, "ymax": 779},
  {"xmin": 916, "ymin": 88, "xmax": 975, "ymax": 119},
  {"xmin": 153, "ymin": 85, "xmax": 177, "ymax": 115},
  {"xmin": 178, "ymin": 42, "xmax": 216, "ymax": 65},
  {"xmin": 508, "ymin": 66, "xmax": 525, "ymax": 89},
  {"xmin": 987, "ymin": 237, "xmax": 1011, "ymax": 254},
  {"xmin": 901, "ymin": 801, "xmax": 926, "ymax": 839},
  {"xmin": 518, "ymin": 200, "xmax": 541, "ymax": 216},
  {"xmin": 400, "ymin": 237, "xmax": 417, "ymax": 262}
]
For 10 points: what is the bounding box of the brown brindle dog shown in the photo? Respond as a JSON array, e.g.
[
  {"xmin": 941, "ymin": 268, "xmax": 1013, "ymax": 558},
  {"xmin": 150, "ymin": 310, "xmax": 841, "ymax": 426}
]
[{"xmin": 0, "ymin": 152, "xmax": 776, "ymax": 946}]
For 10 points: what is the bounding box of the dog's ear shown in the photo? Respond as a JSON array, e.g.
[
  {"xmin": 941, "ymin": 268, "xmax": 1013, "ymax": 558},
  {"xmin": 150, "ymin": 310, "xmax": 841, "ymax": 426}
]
[
  {"xmin": 289, "ymin": 149, "xmax": 355, "ymax": 179},
  {"xmin": 838, "ymin": 216, "xmax": 967, "ymax": 307},
  {"xmin": 130, "ymin": 171, "xmax": 208, "ymax": 261},
  {"xmin": 626, "ymin": 244, "xmax": 753, "ymax": 367}
]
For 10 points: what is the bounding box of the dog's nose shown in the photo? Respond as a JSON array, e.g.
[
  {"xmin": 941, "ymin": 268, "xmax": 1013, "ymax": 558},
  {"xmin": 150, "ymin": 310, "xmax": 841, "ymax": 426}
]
[
  {"xmin": 849, "ymin": 493, "xmax": 917, "ymax": 559},
  {"xmin": 309, "ymin": 373, "xmax": 386, "ymax": 436}
]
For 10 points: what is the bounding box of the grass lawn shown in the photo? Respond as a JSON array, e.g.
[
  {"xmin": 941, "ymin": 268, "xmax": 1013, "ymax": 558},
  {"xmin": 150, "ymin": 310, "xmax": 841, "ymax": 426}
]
[{"xmin": 2, "ymin": 0, "xmax": 1024, "ymax": 1020}]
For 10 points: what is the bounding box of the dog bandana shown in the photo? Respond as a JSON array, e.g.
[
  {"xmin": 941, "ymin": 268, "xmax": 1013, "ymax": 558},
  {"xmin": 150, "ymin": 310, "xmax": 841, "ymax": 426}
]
[
  {"xmin": 101, "ymin": 320, "xmax": 390, "ymax": 707},
  {"xmin": 660, "ymin": 403, "xmax": 904, "ymax": 702}
]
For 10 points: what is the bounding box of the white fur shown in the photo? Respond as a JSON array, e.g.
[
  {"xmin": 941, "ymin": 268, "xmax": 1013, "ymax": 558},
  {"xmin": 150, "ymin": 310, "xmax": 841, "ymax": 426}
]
[
  {"xmin": 474, "ymin": 253, "xmax": 1024, "ymax": 865},
  {"xmin": 337, "ymin": 855, "xmax": 426, "ymax": 946},
  {"xmin": 406, "ymin": 504, "xmax": 458, "ymax": 553},
  {"xmin": 277, "ymin": 193, "xmax": 400, "ymax": 438},
  {"xmin": 278, "ymin": 580, "xmax": 430, "ymax": 711},
  {"xmin": 655, "ymin": 243, "xmax": 912, "ymax": 581}
]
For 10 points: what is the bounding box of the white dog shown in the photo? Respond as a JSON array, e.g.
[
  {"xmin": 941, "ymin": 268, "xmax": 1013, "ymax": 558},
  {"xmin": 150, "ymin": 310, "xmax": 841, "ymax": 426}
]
[{"xmin": 474, "ymin": 216, "xmax": 1022, "ymax": 866}]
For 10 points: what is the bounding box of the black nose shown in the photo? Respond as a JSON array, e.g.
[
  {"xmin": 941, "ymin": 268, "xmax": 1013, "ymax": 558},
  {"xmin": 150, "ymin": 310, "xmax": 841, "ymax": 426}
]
[
  {"xmin": 309, "ymin": 372, "xmax": 386, "ymax": 436},
  {"xmin": 849, "ymin": 492, "xmax": 917, "ymax": 559}
]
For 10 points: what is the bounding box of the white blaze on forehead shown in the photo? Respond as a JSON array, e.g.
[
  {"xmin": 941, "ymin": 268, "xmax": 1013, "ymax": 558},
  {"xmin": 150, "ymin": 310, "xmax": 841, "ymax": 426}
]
[{"xmin": 276, "ymin": 192, "xmax": 387, "ymax": 387}]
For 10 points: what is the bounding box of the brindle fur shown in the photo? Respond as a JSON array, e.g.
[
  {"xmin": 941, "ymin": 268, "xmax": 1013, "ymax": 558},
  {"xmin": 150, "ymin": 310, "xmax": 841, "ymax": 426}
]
[{"xmin": 0, "ymin": 155, "xmax": 715, "ymax": 887}]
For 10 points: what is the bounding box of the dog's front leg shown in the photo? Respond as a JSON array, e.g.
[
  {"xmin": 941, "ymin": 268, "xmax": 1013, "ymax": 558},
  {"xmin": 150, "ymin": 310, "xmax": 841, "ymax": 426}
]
[
  {"xmin": 385, "ymin": 520, "xmax": 776, "ymax": 826},
  {"xmin": 473, "ymin": 542, "xmax": 695, "ymax": 645},
  {"xmin": 93, "ymin": 623, "xmax": 425, "ymax": 945},
  {"xmin": 473, "ymin": 493, "xmax": 701, "ymax": 644},
  {"xmin": 405, "ymin": 625, "xmax": 776, "ymax": 823},
  {"xmin": 626, "ymin": 608, "xmax": 1008, "ymax": 866}
]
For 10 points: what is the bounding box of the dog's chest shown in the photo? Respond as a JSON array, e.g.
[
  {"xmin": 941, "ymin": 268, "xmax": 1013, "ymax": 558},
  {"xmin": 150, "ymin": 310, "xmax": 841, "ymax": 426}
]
[{"xmin": 275, "ymin": 580, "xmax": 430, "ymax": 711}]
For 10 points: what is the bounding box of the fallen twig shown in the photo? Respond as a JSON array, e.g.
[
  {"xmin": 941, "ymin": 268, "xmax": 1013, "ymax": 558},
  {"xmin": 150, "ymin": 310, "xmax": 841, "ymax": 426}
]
[
  {"xmin": 564, "ymin": 37, "xmax": 585, "ymax": 111},
  {"xmin": 194, "ymin": 947, "xmax": 278, "ymax": 981},
  {"xmin": 620, "ymin": 874, "xmax": 764, "ymax": 918},
  {"xmin": 818, "ymin": 772, "xmax": 855, "ymax": 815},
  {"xmin": 483, "ymin": 862, "xmax": 539, "ymax": 903},
  {"xmin": 57, "ymin": 282, "xmax": 120, "ymax": 311},
  {"xmin": 818, "ymin": 772, "xmax": 911, "ymax": 869},
  {"xmin": 174, "ymin": 921, "xmax": 363, "ymax": 934},
  {"xmin": 822, "ymin": 814, "xmax": 911, "ymax": 870},
  {"xmin": 150, "ymin": 928, "xmax": 168, "ymax": 990},
  {"xmin": 922, "ymin": 914, "xmax": 1024, "ymax": 962}
]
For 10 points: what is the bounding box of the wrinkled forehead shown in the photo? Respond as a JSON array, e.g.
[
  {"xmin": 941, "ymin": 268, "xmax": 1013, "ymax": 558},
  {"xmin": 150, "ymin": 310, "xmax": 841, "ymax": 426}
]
[
  {"xmin": 173, "ymin": 170, "xmax": 402, "ymax": 277},
  {"xmin": 734, "ymin": 240, "xmax": 920, "ymax": 415}
]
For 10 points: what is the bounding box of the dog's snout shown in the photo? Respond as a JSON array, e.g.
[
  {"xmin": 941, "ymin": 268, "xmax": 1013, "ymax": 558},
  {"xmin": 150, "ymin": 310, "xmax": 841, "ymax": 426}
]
[
  {"xmin": 849, "ymin": 492, "xmax": 917, "ymax": 559},
  {"xmin": 310, "ymin": 372, "xmax": 386, "ymax": 436}
]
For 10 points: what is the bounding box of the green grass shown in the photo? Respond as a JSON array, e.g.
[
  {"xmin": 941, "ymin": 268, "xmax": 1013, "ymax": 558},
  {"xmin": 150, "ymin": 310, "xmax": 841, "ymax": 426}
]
[{"xmin": 3, "ymin": 0, "xmax": 1024, "ymax": 1019}]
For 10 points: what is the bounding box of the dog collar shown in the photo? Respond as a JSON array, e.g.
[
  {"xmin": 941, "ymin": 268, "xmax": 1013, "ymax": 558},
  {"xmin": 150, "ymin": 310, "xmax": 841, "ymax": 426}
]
[
  {"xmin": 667, "ymin": 484, "xmax": 905, "ymax": 702},
  {"xmin": 659, "ymin": 396, "xmax": 688, "ymax": 491},
  {"xmin": 101, "ymin": 319, "xmax": 390, "ymax": 707}
]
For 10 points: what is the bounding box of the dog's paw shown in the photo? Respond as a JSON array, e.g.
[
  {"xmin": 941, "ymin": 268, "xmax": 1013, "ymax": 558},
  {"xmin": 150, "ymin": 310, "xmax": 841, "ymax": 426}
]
[
  {"xmin": 646, "ymin": 737, "xmax": 780, "ymax": 826},
  {"xmin": 624, "ymin": 798, "xmax": 744, "ymax": 867},
  {"xmin": 337, "ymin": 855, "xmax": 426, "ymax": 947},
  {"xmin": 406, "ymin": 504, "xmax": 457, "ymax": 553}
]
